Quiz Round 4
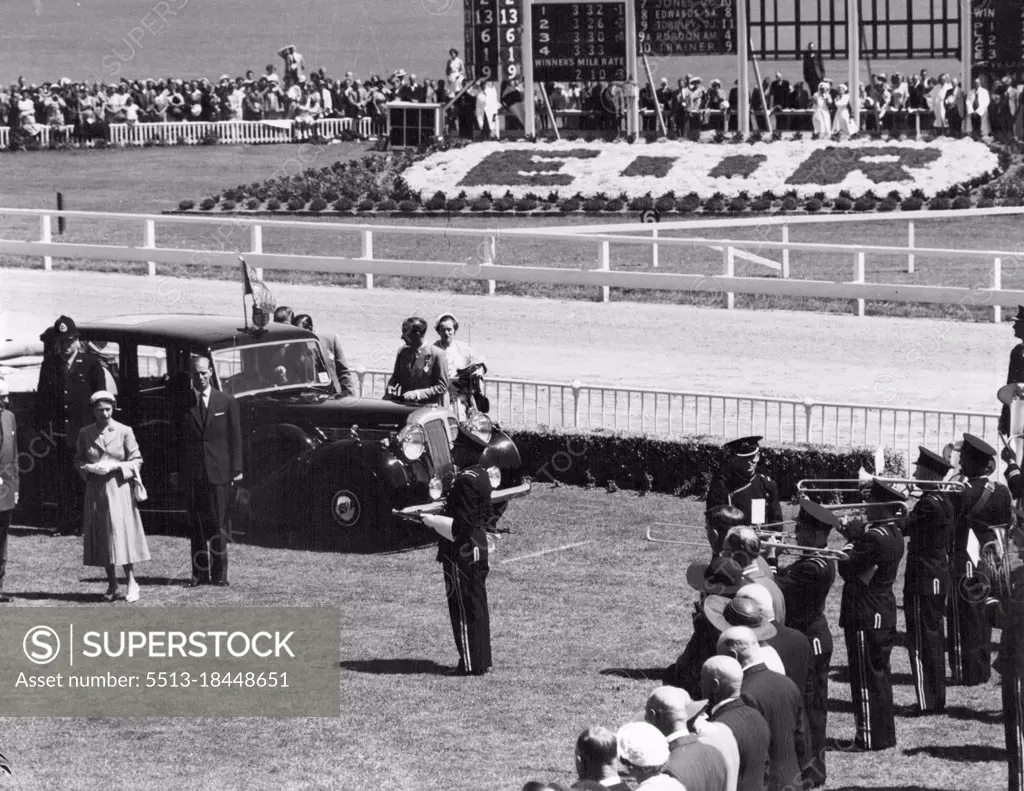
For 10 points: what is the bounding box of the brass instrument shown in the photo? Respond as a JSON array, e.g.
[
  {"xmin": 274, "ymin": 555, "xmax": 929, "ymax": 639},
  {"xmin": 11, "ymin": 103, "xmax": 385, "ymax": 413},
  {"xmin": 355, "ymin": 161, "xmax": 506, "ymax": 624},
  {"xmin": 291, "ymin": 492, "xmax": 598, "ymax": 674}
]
[
  {"xmin": 644, "ymin": 523, "xmax": 849, "ymax": 561},
  {"xmin": 797, "ymin": 477, "xmax": 964, "ymax": 497}
]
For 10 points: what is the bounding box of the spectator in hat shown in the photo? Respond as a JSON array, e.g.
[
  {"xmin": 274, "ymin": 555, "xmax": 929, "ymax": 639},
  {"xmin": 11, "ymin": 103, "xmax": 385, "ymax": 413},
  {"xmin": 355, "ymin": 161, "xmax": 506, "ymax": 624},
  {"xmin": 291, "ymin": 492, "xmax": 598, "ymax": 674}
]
[
  {"xmin": 902, "ymin": 447, "xmax": 956, "ymax": 715},
  {"xmin": 646, "ymin": 686, "xmax": 730, "ymax": 791},
  {"xmin": 615, "ymin": 722, "xmax": 683, "ymax": 790},
  {"xmin": 802, "ymin": 42, "xmax": 825, "ymax": 93},
  {"xmin": 949, "ymin": 433, "xmax": 1010, "ymax": 686},
  {"xmin": 291, "ymin": 314, "xmax": 356, "ymax": 398},
  {"xmin": 699, "ymin": 656, "xmax": 770, "ymax": 791},
  {"xmin": 837, "ymin": 478, "xmax": 906, "ymax": 750},
  {"xmin": 706, "ymin": 437, "xmax": 783, "ymax": 564},
  {"xmin": 385, "ymin": 317, "xmax": 448, "ymax": 407},
  {"xmin": 279, "ymin": 45, "xmax": 305, "ymax": 86},
  {"xmin": 572, "ymin": 726, "xmax": 630, "ymax": 791},
  {"xmin": 811, "ymin": 81, "xmax": 833, "ymax": 136},
  {"xmin": 75, "ymin": 390, "xmax": 149, "ymax": 602},
  {"xmin": 35, "ymin": 316, "xmax": 106, "ymax": 535},
  {"xmin": 775, "ymin": 500, "xmax": 838, "ymax": 788},
  {"xmin": 718, "ymin": 627, "xmax": 808, "ymax": 791},
  {"xmin": 721, "ymin": 527, "xmax": 786, "ymax": 622},
  {"xmin": 998, "ymin": 306, "xmax": 1024, "ymax": 436},
  {"xmin": 0, "ymin": 379, "xmax": 17, "ymax": 603}
]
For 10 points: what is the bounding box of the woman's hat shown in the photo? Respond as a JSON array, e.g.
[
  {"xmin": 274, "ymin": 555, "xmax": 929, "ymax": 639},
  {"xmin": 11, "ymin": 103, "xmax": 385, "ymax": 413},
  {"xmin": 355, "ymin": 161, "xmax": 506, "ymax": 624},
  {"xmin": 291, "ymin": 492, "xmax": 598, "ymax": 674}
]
[{"xmin": 90, "ymin": 390, "xmax": 116, "ymax": 406}]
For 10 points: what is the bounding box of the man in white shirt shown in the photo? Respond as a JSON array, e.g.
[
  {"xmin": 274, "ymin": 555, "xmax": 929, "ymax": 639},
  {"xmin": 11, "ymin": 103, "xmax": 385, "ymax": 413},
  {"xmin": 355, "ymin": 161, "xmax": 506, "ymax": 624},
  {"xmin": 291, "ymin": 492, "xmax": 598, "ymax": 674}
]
[{"xmin": 967, "ymin": 77, "xmax": 991, "ymax": 138}]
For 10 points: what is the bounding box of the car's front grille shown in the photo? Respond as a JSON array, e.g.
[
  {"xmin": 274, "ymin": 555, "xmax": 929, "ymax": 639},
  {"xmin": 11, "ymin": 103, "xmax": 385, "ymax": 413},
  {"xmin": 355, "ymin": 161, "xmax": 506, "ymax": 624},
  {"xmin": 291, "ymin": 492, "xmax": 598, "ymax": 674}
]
[{"xmin": 424, "ymin": 419, "xmax": 455, "ymax": 489}]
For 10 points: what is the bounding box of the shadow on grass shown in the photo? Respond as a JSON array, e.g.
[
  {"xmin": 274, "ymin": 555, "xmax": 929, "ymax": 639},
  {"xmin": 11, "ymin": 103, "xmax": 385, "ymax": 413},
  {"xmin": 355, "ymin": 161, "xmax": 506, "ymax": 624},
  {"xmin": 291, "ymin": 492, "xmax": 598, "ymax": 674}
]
[
  {"xmin": 79, "ymin": 575, "xmax": 184, "ymax": 586},
  {"xmin": 827, "ymin": 698, "xmax": 855, "ymax": 714},
  {"xmin": 903, "ymin": 744, "xmax": 1006, "ymax": 762},
  {"xmin": 830, "ymin": 787, "xmax": 967, "ymax": 791},
  {"xmin": 339, "ymin": 658, "xmax": 449, "ymax": 676},
  {"xmin": 944, "ymin": 704, "xmax": 1004, "ymax": 724},
  {"xmin": 10, "ymin": 591, "xmax": 107, "ymax": 603},
  {"xmin": 599, "ymin": 667, "xmax": 668, "ymax": 681}
]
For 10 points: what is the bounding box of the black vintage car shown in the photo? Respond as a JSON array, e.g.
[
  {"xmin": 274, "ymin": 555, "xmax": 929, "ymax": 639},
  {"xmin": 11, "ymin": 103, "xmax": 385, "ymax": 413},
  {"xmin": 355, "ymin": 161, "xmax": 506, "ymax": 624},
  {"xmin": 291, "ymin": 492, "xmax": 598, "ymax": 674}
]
[{"xmin": 6, "ymin": 314, "xmax": 530, "ymax": 551}]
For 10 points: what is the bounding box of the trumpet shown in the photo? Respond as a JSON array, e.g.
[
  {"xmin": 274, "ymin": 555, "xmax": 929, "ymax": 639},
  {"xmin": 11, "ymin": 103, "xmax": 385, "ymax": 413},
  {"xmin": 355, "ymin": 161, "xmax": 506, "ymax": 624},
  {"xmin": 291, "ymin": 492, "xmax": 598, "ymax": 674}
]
[{"xmin": 644, "ymin": 524, "xmax": 849, "ymax": 561}]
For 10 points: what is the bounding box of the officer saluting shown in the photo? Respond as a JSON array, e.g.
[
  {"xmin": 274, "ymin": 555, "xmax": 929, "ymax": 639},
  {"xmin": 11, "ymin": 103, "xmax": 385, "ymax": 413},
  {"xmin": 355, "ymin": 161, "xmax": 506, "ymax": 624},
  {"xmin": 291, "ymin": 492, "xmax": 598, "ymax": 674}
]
[
  {"xmin": 838, "ymin": 479, "xmax": 906, "ymax": 751},
  {"xmin": 775, "ymin": 499, "xmax": 838, "ymax": 787},
  {"xmin": 903, "ymin": 446, "xmax": 955, "ymax": 715},
  {"xmin": 422, "ymin": 425, "xmax": 494, "ymax": 676},
  {"xmin": 706, "ymin": 435, "xmax": 783, "ymax": 535},
  {"xmin": 949, "ymin": 433, "xmax": 1011, "ymax": 686}
]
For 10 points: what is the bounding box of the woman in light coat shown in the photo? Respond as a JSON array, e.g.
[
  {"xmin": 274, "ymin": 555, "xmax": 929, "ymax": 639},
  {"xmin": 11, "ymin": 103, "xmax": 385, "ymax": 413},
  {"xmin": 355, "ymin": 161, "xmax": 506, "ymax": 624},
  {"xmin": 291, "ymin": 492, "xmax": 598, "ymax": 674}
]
[{"xmin": 812, "ymin": 81, "xmax": 833, "ymax": 136}]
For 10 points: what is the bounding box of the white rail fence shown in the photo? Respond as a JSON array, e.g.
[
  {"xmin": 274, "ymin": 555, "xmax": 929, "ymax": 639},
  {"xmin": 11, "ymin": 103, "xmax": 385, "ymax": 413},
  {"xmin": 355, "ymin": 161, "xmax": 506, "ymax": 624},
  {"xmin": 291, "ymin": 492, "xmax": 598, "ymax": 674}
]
[
  {"xmin": 353, "ymin": 369, "xmax": 1000, "ymax": 462},
  {"xmin": 4, "ymin": 207, "xmax": 1024, "ymax": 321},
  {"xmin": 0, "ymin": 117, "xmax": 374, "ymax": 149}
]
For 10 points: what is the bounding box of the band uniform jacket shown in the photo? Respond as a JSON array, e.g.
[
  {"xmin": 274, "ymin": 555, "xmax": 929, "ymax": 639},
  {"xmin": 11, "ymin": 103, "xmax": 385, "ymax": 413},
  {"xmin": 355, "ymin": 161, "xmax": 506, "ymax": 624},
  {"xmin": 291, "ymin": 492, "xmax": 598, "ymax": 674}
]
[
  {"xmin": 387, "ymin": 343, "xmax": 449, "ymax": 406},
  {"xmin": 777, "ymin": 556, "xmax": 836, "ymax": 654},
  {"xmin": 904, "ymin": 491, "xmax": 955, "ymax": 595},
  {"xmin": 0, "ymin": 409, "xmax": 18, "ymax": 511},
  {"xmin": 185, "ymin": 389, "xmax": 243, "ymax": 485},
  {"xmin": 438, "ymin": 463, "xmax": 493, "ymax": 562},
  {"xmin": 706, "ymin": 471, "xmax": 784, "ymax": 528},
  {"xmin": 838, "ymin": 521, "xmax": 905, "ymax": 629},
  {"xmin": 999, "ymin": 342, "xmax": 1024, "ymax": 435},
  {"xmin": 951, "ymin": 477, "xmax": 1012, "ymax": 576},
  {"xmin": 35, "ymin": 351, "xmax": 105, "ymax": 447}
]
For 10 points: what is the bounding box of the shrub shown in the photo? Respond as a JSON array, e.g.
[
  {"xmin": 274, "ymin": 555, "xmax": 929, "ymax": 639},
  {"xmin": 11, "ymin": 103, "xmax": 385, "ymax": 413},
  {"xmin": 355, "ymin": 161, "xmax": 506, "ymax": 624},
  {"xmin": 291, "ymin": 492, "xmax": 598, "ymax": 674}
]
[
  {"xmin": 287, "ymin": 197, "xmax": 306, "ymax": 211},
  {"xmin": 952, "ymin": 195, "xmax": 973, "ymax": 210},
  {"xmin": 357, "ymin": 198, "xmax": 376, "ymax": 212},
  {"xmin": 398, "ymin": 200, "xmax": 419, "ymax": 212},
  {"xmin": 199, "ymin": 198, "xmax": 216, "ymax": 211},
  {"xmin": 704, "ymin": 198, "xmax": 725, "ymax": 214},
  {"xmin": 425, "ymin": 191, "xmax": 447, "ymax": 211},
  {"xmin": 833, "ymin": 196, "xmax": 854, "ymax": 211},
  {"xmin": 309, "ymin": 197, "xmax": 328, "ymax": 212},
  {"xmin": 781, "ymin": 196, "xmax": 799, "ymax": 211},
  {"xmin": 628, "ymin": 194, "xmax": 654, "ymax": 211},
  {"xmin": 750, "ymin": 198, "xmax": 771, "ymax": 212},
  {"xmin": 928, "ymin": 196, "xmax": 951, "ymax": 211},
  {"xmin": 654, "ymin": 194, "xmax": 676, "ymax": 213},
  {"xmin": 245, "ymin": 198, "xmax": 261, "ymax": 210},
  {"xmin": 804, "ymin": 198, "xmax": 822, "ymax": 212},
  {"xmin": 582, "ymin": 198, "xmax": 607, "ymax": 212},
  {"xmin": 515, "ymin": 198, "xmax": 539, "ymax": 212},
  {"xmin": 728, "ymin": 197, "xmax": 748, "ymax": 212},
  {"xmin": 493, "ymin": 197, "xmax": 514, "ymax": 212},
  {"xmin": 446, "ymin": 197, "xmax": 467, "ymax": 212},
  {"xmin": 676, "ymin": 195, "xmax": 701, "ymax": 213},
  {"xmin": 470, "ymin": 197, "xmax": 492, "ymax": 212},
  {"xmin": 877, "ymin": 199, "xmax": 897, "ymax": 212},
  {"xmin": 900, "ymin": 196, "xmax": 923, "ymax": 211},
  {"xmin": 559, "ymin": 198, "xmax": 581, "ymax": 213},
  {"xmin": 322, "ymin": 190, "xmax": 339, "ymax": 203},
  {"xmin": 266, "ymin": 199, "xmax": 281, "ymax": 211},
  {"xmin": 604, "ymin": 199, "xmax": 625, "ymax": 212},
  {"xmin": 377, "ymin": 198, "xmax": 398, "ymax": 211},
  {"xmin": 333, "ymin": 197, "xmax": 353, "ymax": 212},
  {"xmin": 178, "ymin": 200, "xmax": 195, "ymax": 211},
  {"xmin": 220, "ymin": 200, "xmax": 236, "ymax": 211},
  {"xmin": 853, "ymin": 196, "xmax": 875, "ymax": 212}
]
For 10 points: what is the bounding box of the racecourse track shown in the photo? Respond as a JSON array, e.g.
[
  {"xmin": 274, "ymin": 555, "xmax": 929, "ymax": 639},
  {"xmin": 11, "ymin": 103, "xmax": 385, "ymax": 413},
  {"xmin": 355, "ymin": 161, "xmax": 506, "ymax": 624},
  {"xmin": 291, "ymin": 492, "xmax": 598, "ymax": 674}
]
[{"xmin": 0, "ymin": 267, "xmax": 1010, "ymax": 414}]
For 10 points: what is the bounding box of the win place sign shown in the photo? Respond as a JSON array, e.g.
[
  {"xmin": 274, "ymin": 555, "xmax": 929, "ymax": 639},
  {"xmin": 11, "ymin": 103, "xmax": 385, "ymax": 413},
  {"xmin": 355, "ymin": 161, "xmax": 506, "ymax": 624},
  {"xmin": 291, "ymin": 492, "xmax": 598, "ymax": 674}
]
[{"xmin": 0, "ymin": 608, "xmax": 338, "ymax": 717}]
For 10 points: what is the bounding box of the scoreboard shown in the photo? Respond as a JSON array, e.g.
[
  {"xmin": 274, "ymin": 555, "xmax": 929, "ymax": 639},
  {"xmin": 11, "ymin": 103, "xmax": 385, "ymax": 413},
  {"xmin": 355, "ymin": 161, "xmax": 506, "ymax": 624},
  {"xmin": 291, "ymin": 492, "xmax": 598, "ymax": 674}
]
[
  {"xmin": 971, "ymin": 0, "xmax": 1024, "ymax": 79},
  {"xmin": 635, "ymin": 0, "xmax": 736, "ymax": 57},
  {"xmin": 532, "ymin": 1, "xmax": 628, "ymax": 82},
  {"xmin": 464, "ymin": 0, "xmax": 523, "ymax": 81}
]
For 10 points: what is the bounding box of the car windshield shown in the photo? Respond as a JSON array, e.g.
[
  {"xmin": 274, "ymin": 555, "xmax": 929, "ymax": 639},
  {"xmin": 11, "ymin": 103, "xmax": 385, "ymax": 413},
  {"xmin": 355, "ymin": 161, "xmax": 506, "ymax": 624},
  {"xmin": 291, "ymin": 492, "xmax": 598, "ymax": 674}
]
[{"xmin": 212, "ymin": 339, "xmax": 334, "ymax": 396}]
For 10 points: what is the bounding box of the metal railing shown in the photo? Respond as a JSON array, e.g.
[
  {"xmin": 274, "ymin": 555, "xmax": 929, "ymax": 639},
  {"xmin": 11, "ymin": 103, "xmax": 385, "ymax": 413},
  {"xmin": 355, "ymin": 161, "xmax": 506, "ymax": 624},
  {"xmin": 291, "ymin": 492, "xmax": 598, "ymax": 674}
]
[{"xmin": 353, "ymin": 369, "xmax": 1000, "ymax": 460}]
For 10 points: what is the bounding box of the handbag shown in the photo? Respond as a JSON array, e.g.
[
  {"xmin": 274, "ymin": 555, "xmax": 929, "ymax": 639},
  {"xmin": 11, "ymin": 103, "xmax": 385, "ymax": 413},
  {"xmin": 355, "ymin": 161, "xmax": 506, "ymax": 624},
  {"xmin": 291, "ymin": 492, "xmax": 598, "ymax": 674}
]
[{"xmin": 130, "ymin": 467, "xmax": 148, "ymax": 503}]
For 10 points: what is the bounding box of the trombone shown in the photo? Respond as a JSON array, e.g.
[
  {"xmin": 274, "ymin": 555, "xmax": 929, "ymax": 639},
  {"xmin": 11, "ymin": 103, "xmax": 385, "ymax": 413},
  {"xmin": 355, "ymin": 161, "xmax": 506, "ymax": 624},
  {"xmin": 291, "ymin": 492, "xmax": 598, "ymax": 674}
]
[
  {"xmin": 644, "ymin": 523, "xmax": 850, "ymax": 561},
  {"xmin": 797, "ymin": 476, "xmax": 965, "ymax": 498}
]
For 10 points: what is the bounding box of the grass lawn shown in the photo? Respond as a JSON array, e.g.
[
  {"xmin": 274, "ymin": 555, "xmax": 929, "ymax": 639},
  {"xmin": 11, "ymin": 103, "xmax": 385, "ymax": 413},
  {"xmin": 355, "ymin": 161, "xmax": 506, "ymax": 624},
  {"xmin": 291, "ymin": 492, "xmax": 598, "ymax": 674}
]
[
  {"xmin": 3, "ymin": 144, "xmax": 1024, "ymax": 323},
  {"xmin": 0, "ymin": 485, "xmax": 1009, "ymax": 790}
]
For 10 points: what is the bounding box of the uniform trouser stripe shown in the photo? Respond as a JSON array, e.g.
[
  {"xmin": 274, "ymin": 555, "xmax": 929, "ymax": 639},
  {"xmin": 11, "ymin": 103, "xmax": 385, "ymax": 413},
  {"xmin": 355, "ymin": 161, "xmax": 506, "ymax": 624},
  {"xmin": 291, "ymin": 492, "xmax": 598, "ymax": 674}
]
[
  {"xmin": 451, "ymin": 565, "xmax": 472, "ymax": 672},
  {"xmin": 859, "ymin": 631, "xmax": 872, "ymax": 750},
  {"xmin": 949, "ymin": 596, "xmax": 963, "ymax": 682},
  {"xmin": 1014, "ymin": 678, "xmax": 1024, "ymax": 791},
  {"xmin": 910, "ymin": 597, "xmax": 927, "ymax": 708}
]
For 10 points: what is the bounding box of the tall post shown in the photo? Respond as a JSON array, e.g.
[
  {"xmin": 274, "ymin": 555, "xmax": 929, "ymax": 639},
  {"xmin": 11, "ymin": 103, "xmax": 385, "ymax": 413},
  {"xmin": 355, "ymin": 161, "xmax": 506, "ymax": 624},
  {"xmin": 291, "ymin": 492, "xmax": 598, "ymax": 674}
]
[
  {"xmin": 40, "ymin": 214, "xmax": 52, "ymax": 271},
  {"xmin": 907, "ymin": 220, "xmax": 915, "ymax": 274},
  {"xmin": 651, "ymin": 227, "xmax": 659, "ymax": 269},
  {"xmin": 994, "ymin": 257, "xmax": 1003, "ymax": 324},
  {"xmin": 599, "ymin": 240, "xmax": 610, "ymax": 303},
  {"xmin": 781, "ymin": 224, "xmax": 790, "ymax": 278},
  {"xmin": 624, "ymin": 2, "xmax": 639, "ymax": 138},
  {"xmin": 961, "ymin": 0, "xmax": 973, "ymax": 93},
  {"xmin": 722, "ymin": 245, "xmax": 735, "ymax": 310},
  {"xmin": 847, "ymin": 0, "xmax": 860, "ymax": 128},
  {"xmin": 737, "ymin": 0, "xmax": 750, "ymax": 137},
  {"xmin": 642, "ymin": 54, "xmax": 666, "ymax": 135},
  {"xmin": 854, "ymin": 251, "xmax": 866, "ymax": 317},
  {"xmin": 361, "ymin": 229, "xmax": 374, "ymax": 289},
  {"xmin": 522, "ymin": 0, "xmax": 535, "ymax": 138},
  {"xmin": 56, "ymin": 192, "xmax": 65, "ymax": 235},
  {"xmin": 144, "ymin": 219, "xmax": 156, "ymax": 277}
]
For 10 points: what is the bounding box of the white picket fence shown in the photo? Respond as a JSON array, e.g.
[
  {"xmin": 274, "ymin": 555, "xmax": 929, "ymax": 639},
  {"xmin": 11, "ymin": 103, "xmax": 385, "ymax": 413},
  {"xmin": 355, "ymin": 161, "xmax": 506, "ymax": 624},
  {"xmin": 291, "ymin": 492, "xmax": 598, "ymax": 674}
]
[
  {"xmin": 0, "ymin": 117, "xmax": 374, "ymax": 148},
  {"xmin": 352, "ymin": 369, "xmax": 1000, "ymax": 462}
]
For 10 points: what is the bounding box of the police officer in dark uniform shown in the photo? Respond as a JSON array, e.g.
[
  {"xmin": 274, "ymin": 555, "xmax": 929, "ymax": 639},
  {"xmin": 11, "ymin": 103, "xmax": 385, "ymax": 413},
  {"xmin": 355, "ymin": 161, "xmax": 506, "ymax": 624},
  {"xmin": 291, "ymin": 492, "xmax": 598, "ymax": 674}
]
[
  {"xmin": 949, "ymin": 433, "xmax": 1011, "ymax": 686},
  {"xmin": 35, "ymin": 316, "xmax": 105, "ymax": 535},
  {"xmin": 430, "ymin": 425, "xmax": 494, "ymax": 676},
  {"xmin": 999, "ymin": 306, "xmax": 1024, "ymax": 436},
  {"xmin": 776, "ymin": 499, "xmax": 838, "ymax": 786},
  {"xmin": 838, "ymin": 479, "xmax": 905, "ymax": 751},
  {"xmin": 706, "ymin": 436, "xmax": 783, "ymax": 565},
  {"xmin": 903, "ymin": 446, "xmax": 956, "ymax": 714}
]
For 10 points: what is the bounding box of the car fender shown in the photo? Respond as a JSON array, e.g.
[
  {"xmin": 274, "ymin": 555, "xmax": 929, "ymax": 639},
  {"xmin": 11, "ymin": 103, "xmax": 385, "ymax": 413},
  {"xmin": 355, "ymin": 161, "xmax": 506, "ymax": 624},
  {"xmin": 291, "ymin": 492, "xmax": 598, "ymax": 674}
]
[{"xmin": 480, "ymin": 428, "xmax": 522, "ymax": 472}]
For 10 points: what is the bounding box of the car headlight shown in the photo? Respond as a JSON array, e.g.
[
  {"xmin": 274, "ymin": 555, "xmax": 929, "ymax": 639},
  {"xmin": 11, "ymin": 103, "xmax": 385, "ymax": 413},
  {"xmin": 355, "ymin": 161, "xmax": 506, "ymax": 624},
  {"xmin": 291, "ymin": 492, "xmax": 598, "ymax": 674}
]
[
  {"xmin": 396, "ymin": 423, "xmax": 426, "ymax": 461},
  {"xmin": 446, "ymin": 416, "xmax": 460, "ymax": 444},
  {"xmin": 464, "ymin": 412, "xmax": 493, "ymax": 445},
  {"xmin": 429, "ymin": 476, "xmax": 443, "ymax": 500},
  {"xmin": 487, "ymin": 466, "xmax": 501, "ymax": 488}
]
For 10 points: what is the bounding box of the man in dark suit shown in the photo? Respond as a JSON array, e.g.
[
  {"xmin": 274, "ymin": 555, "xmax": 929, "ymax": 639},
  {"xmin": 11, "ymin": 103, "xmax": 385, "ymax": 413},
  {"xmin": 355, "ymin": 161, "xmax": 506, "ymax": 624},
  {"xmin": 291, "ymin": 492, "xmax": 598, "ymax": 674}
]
[
  {"xmin": 572, "ymin": 726, "xmax": 630, "ymax": 791},
  {"xmin": 35, "ymin": 315, "xmax": 105, "ymax": 535},
  {"xmin": 735, "ymin": 584, "xmax": 811, "ymax": 701},
  {"xmin": 646, "ymin": 686, "xmax": 729, "ymax": 791},
  {"xmin": 802, "ymin": 43, "xmax": 825, "ymax": 93},
  {"xmin": 719, "ymin": 627, "xmax": 808, "ymax": 791},
  {"xmin": 185, "ymin": 356, "xmax": 242, "ymax": 587},
  {"xmin": 0, "ymin": 379, "xmax": 18, "ymax": 603},
  {"xmin": 775, "ymin": 500, "xmax": 838, "ymax": 788},
  {"xmin": 998, "ymin": 306, "xmax": 1024, "ymax": 436},
  {"xmin": 949, "ymin": 433, "xmax": 1011, "ymax": 686},
  {"xmin": 721, "ymin": 527, "xmax": 786, "ymax": 622},
  {"xmin": 903, "ymin": 446, "xmax": 956, "ymax": 714},
  {"xmin": 838, "ymin": 479, "xmax": 906, "ymax": 750},
  {"xmin": 700, "ymin": 655, "xmax": 770, "ymax": 791}
]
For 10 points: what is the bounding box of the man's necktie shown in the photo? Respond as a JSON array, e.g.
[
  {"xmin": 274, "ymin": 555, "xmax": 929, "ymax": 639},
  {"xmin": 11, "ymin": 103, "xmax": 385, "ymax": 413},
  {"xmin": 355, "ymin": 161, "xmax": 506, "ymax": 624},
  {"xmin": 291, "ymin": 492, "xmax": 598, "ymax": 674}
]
[
  {"xmin": 199, "ymin": 395, "xmax": 207, "ymax": 423},
  {"xmin": 974, "ymin": 94, "xmax": 980, "ymax": 111}
]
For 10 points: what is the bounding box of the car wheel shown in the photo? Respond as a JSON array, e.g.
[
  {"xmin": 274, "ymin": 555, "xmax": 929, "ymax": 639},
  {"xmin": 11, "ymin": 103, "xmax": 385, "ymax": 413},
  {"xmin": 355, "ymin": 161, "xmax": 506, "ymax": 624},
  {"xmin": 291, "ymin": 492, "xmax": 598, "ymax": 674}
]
[{"xmin": 311, "ymin": 480, "xmax": 376, "ymax": 552}]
